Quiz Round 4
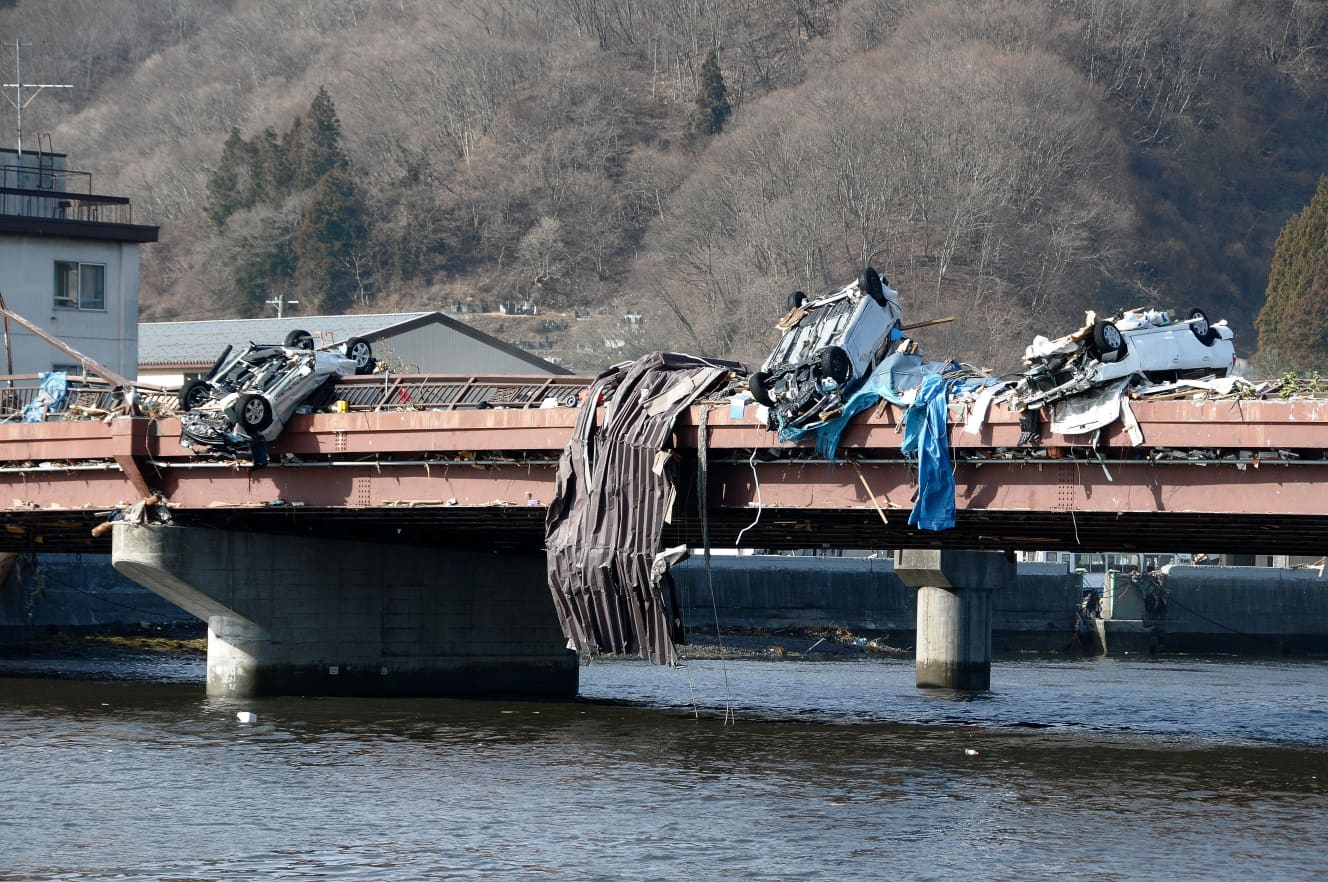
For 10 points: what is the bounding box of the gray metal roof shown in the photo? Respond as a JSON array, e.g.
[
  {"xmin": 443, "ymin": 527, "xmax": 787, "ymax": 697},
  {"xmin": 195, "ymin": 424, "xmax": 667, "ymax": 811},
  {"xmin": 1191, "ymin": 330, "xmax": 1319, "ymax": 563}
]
[{"xmin": 138, "ymin": 312, "xmax": 571, "ymax": 375}]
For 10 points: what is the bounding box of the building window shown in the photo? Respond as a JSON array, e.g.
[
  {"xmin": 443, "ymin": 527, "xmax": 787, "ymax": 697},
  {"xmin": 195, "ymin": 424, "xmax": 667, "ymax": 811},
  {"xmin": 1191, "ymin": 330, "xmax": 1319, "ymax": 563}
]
[{"xmin": 54, "ymin": 261, "xmax": 106, "ymax": 310}]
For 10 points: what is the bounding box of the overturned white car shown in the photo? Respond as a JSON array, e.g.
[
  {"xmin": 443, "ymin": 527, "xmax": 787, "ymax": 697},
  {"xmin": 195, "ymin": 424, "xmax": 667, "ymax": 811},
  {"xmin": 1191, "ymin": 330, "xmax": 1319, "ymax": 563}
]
[
  {"xmin": 748, "ymin": 267, "xmax": 906, "ymax": 432},
  {"xmin": 178, "ymin": 329, "xmax": 374, "ymax": 462},
  {"xmin": 1012, "ymin": 307, "xmax": 1235, "ymax": 412}
]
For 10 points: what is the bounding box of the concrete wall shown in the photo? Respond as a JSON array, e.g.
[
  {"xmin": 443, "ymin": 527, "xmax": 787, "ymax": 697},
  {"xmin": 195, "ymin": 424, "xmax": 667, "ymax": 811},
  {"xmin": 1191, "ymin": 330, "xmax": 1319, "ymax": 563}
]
[
  {"xmin": 1158, "ymin": 565, "xmax": 1328, "ymax": 653},
  {"xmin": 10, "ymin": 553, "xmax": 1327, "ymax": 659},
  {"xmin": 0, "ymin": 553, "xmax": 186, "ymax": 642},
  {"xmin": 672, "ymin": 555, "xmax": 1079, "ymax": 652}
]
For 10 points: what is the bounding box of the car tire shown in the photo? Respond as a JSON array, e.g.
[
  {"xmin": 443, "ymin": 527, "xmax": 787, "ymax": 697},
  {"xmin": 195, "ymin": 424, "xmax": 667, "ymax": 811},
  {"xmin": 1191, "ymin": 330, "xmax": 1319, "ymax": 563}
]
[
  {"xmin": 1092, "ymin": 319, "xmax": 1126, "ymax": 362},
  {"xmin": 749, "ymin": 370, "xmax": 774, "ymax": 407},
  {"xmin": 237, "ymin": 393, "xmax": 274, "ymax": 436},
  {"xmin": 285, "ymin": 329, "xmax": 315, "ymax": 350},
  {"xmin": 787, "ymin": 290, "xmax": 808, "ymax": 310},
  {"xmin": 1186, "ymin": 308, "xmax": 1217, "ymax": 345},
  {"xmin": 819, "ymin": 346, "xmax": 853, "ymax": 384},
  {"xmin": 178, "ymin": 379, "xmax": 212, "ymax": 412},
  {"xmin": 344, "ymin": 337, "xmax": 375, "ymax": 374},
  {"xmin": 859, "ymin": 267, "xmax": 886, "ymax": 306}
]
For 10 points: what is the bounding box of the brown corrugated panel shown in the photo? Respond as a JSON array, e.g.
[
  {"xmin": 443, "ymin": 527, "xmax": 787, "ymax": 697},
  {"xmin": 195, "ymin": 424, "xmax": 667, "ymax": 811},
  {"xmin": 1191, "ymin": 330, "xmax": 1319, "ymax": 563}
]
[{"xmin": 545, "ymin": 352, "xmax": 742, "ymax": 665}]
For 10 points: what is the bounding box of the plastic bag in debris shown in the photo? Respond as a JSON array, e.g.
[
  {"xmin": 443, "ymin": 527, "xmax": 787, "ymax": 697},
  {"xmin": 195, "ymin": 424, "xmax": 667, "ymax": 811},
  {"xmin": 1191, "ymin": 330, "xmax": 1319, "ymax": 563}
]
[{"xmin": 22, "ymin": 371, "xmax": 69, "ymax": 422}]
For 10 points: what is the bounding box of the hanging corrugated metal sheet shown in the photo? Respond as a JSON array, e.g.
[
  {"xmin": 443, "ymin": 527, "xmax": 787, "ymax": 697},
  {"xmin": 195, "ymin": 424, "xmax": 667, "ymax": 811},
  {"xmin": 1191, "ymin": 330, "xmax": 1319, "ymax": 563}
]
[{"xmin": 544, "ymin": 352, "xmax": 742, "ymax": 665}]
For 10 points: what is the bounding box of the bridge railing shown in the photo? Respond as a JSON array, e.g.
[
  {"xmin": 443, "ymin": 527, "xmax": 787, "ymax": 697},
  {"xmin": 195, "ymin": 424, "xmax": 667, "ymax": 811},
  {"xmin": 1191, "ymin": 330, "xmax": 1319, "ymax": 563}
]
[
  {"xmin": 0, "ymin": 373, "xmax": 178, "ymax": 422},
  {"xmin": 0, "ymin": 371, "xmax": 593, "ymax": 422},
  {"xmin": 328, "ymin": 373, "xmax": 591, "ymax": 411}
]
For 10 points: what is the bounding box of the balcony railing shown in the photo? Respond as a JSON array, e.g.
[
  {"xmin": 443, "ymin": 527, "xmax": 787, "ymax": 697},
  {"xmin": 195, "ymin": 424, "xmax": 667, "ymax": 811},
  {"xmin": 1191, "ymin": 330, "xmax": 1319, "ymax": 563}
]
[{"xmin": 0, "ymin": 185, "xmax": 135, "ymax": 225}]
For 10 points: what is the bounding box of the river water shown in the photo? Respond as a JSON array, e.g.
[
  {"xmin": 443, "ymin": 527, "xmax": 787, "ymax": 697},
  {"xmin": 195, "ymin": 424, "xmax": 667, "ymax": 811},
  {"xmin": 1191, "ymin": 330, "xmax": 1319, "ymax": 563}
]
[{"xmin": 2, "ymin": 652, "xmax": 1325, "ymax": 881}]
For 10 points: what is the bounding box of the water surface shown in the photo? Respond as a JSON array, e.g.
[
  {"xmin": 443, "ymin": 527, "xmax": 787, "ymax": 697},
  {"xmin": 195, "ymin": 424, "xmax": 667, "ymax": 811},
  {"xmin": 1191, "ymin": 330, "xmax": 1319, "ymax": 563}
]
[{"xmin": 2, "ymin": 653, "xmax": 1324, "ymax": 881}]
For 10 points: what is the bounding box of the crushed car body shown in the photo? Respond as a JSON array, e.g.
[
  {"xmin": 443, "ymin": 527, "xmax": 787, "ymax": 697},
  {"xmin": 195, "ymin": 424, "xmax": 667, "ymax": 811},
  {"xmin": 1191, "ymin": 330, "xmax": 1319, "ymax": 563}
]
[
  {"xmin": 177, "ymin": 329, "xmax": 375, "ymax": 463},
  {"xmin": 747, "ymin": 267, "xmax": 906, "ymax": 435},
  {"xmin": 1011, "ymin": 307, "xmax": 1235, "ymax": 414}
]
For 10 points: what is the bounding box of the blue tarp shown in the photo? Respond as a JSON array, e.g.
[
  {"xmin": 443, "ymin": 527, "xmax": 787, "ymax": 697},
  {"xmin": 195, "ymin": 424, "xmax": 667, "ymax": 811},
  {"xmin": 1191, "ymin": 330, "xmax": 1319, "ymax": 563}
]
[
  {"xmin": 778, "ymin": 352, "xmax": 960, "ymax": 531},
  {"xmin": 900, "ymin": 373, "xmax": 956, "ymax": 531},
  {"xmin": 22, "ymin": 371, "xmax": 69, "ymax": 422}
]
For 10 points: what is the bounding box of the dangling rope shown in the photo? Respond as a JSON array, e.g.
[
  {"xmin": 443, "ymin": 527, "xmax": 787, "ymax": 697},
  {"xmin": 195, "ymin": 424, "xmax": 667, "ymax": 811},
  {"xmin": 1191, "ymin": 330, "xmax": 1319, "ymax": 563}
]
[{"xmin": 697, "ymin": 403, "xmax": 735, "ymax": 725}]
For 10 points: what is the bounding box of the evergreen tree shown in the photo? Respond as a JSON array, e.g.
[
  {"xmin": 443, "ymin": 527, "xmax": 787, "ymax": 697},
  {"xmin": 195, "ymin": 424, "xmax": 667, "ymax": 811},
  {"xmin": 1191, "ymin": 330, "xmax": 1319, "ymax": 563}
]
[
  {"xmin": 205, "ymin": 128, "xmax": 253, "ymax": 228},
  {"xmin": 1255, "ymin": 177, "xmax": 1328, "ymax": 367},
  {"xmin": 293, "ymin": 165, "xmax": 368, "ymax": 312},
  {"xmin": 251, "ymin": 127, "xmax": 293, "ymax": 204},
  {"xmin": 688, "ymin": 49, "xmax": 731, "ymax": 142},
  {"xmin": 293, "ymin": 86, "xmax": 349, "ymax": 189}
]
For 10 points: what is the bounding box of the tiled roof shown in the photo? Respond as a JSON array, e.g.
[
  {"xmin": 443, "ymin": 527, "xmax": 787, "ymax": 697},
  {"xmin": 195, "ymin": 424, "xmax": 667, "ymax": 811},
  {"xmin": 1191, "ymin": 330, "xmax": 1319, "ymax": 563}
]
[{"xmin": 137, "ymin": 313, "xmax": 435, "ymax": 366}]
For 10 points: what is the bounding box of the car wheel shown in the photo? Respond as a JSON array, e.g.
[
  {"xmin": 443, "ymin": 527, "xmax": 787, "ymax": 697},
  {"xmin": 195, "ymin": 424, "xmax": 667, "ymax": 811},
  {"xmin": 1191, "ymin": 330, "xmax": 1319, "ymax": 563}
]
[
  {"xmin": 787, "ymin": 290, "xmax": 808, "ymax": 310},
  {"xmin": 1187, "ymin": 308, "xmax": 1217, "ymax": 345},
  {"xmin": 749, "ymin": 370, "xmax": 775, "ymax": 407},
  {"xmin": 819, "ymin": 346, "xmax": 853, "ymax": 384},
  {"xmin": 859, "ymin": 267, "xmax": 887, "ymax": 306},
  {"xmin": 178, "ymin": 379, "xmax": 212, "ymax": 412},
  {"xmin": 344, "ymin": 337, "xmax": 375, "ymax": 374},
  {"xmin": 284, "ymin": 329, "xmax": 315, "ymax": 350},
  {"xmin": 237, "ymin": 393, "xmax": 274, "ymax": 435},
  {"xmin": 1092, "ymin": 319, "xmax": 1126, "ymax": 362}
]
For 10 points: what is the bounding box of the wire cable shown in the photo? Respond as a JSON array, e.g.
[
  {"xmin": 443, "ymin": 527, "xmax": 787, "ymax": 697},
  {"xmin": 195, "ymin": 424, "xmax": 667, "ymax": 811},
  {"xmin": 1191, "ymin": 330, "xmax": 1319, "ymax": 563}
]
[
  {"xmin": 734, "ymin": 445, "xmax": 764, "ymax": 547},
  {"xmin": 697, "ymin": 404, "xmax": 735, "ymax": 725}
]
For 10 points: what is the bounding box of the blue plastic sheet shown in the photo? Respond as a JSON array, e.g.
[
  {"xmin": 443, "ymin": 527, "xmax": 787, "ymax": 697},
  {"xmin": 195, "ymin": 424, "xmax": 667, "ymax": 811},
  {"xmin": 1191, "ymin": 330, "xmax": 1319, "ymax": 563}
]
[
  {"xmin": 22, "ymin": 371, "xmax": 69, "ymax": 422},
  {"xmin": 778, "ymin": 352, "xmax": 961, "ymax": 532},
  {"xmin": 900, "ymin": 373, "xmax": 956, "ymax": 531},
  {"xmin": 791, "ymin": 352, "xmax": 947, "ymax": 457}
]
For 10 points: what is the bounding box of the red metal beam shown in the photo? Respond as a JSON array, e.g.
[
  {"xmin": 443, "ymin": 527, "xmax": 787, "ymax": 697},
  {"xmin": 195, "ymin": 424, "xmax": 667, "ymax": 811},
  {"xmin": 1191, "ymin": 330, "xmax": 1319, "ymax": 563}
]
[{"xmin": 1, "ymin": 396, "xmax": 1326, "ymax": 526}]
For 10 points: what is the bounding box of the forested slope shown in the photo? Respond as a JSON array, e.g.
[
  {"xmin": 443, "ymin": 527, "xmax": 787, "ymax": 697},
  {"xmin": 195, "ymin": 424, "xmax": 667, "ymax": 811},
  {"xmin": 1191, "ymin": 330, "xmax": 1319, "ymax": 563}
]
[{"xmin": 1, "ymin": 0, "xmax": 1324, "ymax": 371}]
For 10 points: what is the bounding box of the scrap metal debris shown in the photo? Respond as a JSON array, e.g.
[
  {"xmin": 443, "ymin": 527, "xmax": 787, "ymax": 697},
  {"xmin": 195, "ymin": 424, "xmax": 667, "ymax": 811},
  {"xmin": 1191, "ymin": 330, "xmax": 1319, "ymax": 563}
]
[
  {"xmin": 544, "ymin": 352, "xmax": 742, "ymax": 665},
  {"xmin": 1009, "ymin": 306, "xmax": 1236, "ymax": 415},
  {"xmin": 91, "ymin": 493, "xmax": 173, "ymax": 537}
]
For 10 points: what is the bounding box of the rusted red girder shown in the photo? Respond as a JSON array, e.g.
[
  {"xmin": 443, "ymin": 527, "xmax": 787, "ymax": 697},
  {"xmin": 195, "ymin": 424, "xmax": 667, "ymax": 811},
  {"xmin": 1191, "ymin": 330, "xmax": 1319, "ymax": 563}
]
[{"xmin": 1, "ymin": 397, "xmax": 1326, "ymax": 520}]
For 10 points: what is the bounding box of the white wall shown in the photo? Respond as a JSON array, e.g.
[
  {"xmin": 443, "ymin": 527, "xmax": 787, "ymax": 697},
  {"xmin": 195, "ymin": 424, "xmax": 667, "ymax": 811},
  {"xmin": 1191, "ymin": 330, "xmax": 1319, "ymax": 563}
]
[{"xmin": 0, "ymin": 235, "xmax": 139, "ymax": 378}]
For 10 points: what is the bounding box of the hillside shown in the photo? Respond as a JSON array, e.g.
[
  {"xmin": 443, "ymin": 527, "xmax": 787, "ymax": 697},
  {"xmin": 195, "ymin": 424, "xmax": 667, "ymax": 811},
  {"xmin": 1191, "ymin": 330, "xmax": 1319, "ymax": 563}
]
[{"xmin": 2, "ymin": 0, "xmax": 1325, "ymax": 373}]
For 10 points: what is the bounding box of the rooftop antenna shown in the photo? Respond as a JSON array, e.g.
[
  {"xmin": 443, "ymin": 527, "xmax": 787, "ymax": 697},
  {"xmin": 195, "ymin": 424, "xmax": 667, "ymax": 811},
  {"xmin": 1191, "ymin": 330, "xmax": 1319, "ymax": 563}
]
[
  {"xmin": 2, "ymin": 39, "xmax": 72, "ymax": 157},
  {"xmin": 266, "ymin": 298, "xmax": 298, "ymax": 318}
]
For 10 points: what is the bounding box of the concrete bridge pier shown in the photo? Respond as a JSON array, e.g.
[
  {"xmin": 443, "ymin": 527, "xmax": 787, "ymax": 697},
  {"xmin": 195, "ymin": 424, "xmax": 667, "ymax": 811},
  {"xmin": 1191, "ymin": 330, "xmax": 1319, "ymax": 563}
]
[
  {"xmin": 893, "ymin": 549, "xmax": 1014, "ymax": 690},
  {"xmin": 111, "ymin": 524, "xmax": 577, "ymax": 699}
]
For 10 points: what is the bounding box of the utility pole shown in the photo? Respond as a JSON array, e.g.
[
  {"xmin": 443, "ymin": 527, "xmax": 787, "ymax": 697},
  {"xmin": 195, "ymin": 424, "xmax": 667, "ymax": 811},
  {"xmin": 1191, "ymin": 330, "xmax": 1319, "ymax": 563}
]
[
  {"xmin": 266, "ymin": 298, "xmax": 299, "ymax": 318},
  {"xmin": 1, "ymin": 39, "xmax": 72, "ymax": 157}
]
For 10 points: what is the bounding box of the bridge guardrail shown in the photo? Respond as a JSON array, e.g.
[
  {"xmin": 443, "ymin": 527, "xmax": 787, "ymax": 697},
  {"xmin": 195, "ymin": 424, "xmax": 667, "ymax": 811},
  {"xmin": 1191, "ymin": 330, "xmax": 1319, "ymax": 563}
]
[{"xmin": 0, "ymin": 372, "xmax": 594, "ymax": 422}]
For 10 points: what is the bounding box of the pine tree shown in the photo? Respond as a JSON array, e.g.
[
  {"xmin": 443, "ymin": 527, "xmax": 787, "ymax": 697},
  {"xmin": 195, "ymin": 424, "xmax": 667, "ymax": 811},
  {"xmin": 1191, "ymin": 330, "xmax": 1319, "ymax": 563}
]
[
  {"xmin": 293, "ymin": 165, "xmax": 368, "ymax": 312},
  {"xmin": 205, "ymin": 128, "xmax": 253, "ymax": 228},
  {"xmin": 293, "ymin": 86, "xmax": 349, "ymax": 190},
  {"xmin": 251, "ymin": 127, "xmax": 293, "ymax": 204},
  {"xmin": 688, "ymin": 49, "xmax": 731, "ymax": 143},
  {"xmin": 1255, "ymin": 177, "xmax": 1328, "ymax": 368}
]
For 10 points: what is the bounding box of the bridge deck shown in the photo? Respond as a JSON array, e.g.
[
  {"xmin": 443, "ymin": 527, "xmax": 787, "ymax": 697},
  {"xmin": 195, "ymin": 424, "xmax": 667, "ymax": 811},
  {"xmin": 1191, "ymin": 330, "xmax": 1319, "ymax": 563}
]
[{"xmin": 1, "ymin": 382, "xmax": 1326, "ymax": 555}]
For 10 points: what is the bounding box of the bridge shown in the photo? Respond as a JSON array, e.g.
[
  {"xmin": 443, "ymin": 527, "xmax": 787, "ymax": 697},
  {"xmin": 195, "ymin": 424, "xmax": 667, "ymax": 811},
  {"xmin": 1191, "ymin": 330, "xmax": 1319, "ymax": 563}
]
[
  {"xmin": 2, "ymin": 372, "xmax": 1325, "ymax": 555},
  {"xmin": 2, "ymin": 369, "xmax": 1326, "ymax": 699}
]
